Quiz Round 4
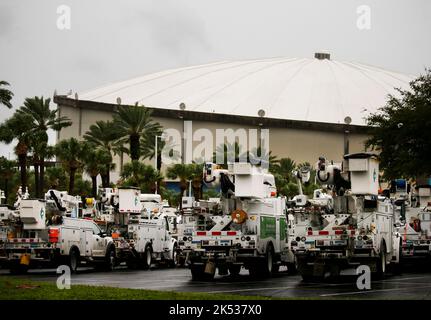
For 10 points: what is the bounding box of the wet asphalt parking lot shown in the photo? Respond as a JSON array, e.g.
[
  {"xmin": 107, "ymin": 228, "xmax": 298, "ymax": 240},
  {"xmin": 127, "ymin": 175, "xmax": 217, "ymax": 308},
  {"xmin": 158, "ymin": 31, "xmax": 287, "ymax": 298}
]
[{"xmin": 2, "ymin": 263, "xmax": 431, "ymax": 299}]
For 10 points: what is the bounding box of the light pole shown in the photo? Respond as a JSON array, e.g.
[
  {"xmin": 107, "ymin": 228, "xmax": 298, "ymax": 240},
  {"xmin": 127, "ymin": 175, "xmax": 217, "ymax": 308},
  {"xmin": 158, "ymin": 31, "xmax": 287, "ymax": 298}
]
[
  {"xmin": 343, "ymin": 116, "xmax": 352, "ymax": 155},
  {"xmin": 154, "ymin": 134, "xmax": 165, "ymax": 194},
  {"xmin": 179, "ymin": 103, "xmax": 186, "ymax": 164}
]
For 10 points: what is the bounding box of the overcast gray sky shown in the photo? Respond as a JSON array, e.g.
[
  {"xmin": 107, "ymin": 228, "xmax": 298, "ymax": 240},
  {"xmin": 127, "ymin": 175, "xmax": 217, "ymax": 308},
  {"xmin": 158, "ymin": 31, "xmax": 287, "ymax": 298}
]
[{"xmin": 1, "ymin": 0, "xmax": 430, "ymax": 157}]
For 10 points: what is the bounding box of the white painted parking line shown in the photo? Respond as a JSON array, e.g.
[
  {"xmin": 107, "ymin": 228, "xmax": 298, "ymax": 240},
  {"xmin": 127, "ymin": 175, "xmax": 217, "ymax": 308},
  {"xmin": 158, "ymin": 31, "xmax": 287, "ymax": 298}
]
[
  {"xmin": 204, "ymin": 286, "xmax": 298, "ymax": 294},
  {"xmin": 320, "ymin": 285, "xmax": 431, "ymax": 297}
]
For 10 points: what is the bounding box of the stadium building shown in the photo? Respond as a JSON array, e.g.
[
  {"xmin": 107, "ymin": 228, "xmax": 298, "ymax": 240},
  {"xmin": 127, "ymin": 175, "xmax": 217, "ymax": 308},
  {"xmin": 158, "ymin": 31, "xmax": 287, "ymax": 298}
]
[{"xmin": 54, "ymin": 52, "xmax": 414, "ymax": 182}]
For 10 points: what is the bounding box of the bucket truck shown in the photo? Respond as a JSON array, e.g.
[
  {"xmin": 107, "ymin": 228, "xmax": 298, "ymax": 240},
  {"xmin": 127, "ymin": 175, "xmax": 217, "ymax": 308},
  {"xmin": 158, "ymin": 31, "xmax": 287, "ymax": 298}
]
[
  {"xmin": 3, "ymin": 190, "xmax": 116, "ymax": 273},
  {"xmin": 286, "ymin": 166, "xmax": 333, "ymax": 273},
  {"xmin": 392, "ymin": 178, "xmax": 431, "ymax": 263},
  {"xmin": 295, "ymin": 153, "xmax": 401, "ymax": 281},
  {"xmin": 108, "ymin": 188, "xmax": 178, "ymax": 269},
  {"xmin": 184, "ymin": 162, "xmax": 293, "ymax": 280}
]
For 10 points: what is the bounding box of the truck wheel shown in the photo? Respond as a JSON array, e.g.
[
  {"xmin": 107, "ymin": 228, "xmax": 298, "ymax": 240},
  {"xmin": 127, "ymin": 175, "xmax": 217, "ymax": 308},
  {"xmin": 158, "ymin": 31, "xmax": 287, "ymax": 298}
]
[
  {"xmin": 69, "ymin": 248, "xmax": 80, "ymax": 273},
  {"xmin": 228, "ymin": 264, "xmax": 241, "ymax": 277},
  {"xmin": 375, "ymin": 243, "xmax": 387, "ymax": 280},
  {"xmin": 262, "ymin": 244, "xmax": 274, "ymax": 277},
  {"xmin": 104, "ymin": 247, "xmax": 116, "ymax": 271},
  {"xmin": 169, "ymin": 248, "xmax": 178, "ymax": 268},
  {"xmin": 393, "ymin": 240, "xmax": 403, "ymax": 275},
  {"xmin": 142, "ymin": 245, "xmax": 153, "ymax": 270}
]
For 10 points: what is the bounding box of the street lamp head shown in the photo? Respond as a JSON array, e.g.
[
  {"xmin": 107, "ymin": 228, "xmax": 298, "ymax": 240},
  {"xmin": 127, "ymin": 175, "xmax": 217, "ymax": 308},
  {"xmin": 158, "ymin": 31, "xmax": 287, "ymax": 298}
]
[
  {"xmin": 179, "ymin": 102, "xmax": 186, "ymax": 110},
  {"xmin": 258, "ymin": 109, "xmax": 266, "ymax": 118},
  {"xmin": 344, "ymin": 116, "xmax": 352, "ymax": 125}
]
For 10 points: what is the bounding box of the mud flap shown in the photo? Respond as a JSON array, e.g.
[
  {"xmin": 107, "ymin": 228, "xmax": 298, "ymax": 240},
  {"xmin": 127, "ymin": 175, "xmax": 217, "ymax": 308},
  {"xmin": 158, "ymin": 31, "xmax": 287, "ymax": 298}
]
[
  {"xmin": 313, "ymin": 262, "xmax": 325, "ymax": 277},
  {"xmin": 20, "ymin": 254, "xmax": 30, "ymax": 266},
  {"xmin": 205, "ymin": 261, "xmax": 216, "ymax": 274}
]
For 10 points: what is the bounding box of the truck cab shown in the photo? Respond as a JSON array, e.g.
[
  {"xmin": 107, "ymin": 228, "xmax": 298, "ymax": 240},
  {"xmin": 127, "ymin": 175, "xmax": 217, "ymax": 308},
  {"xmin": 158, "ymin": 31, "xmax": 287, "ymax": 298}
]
[{"xmin": 4, "ymin": 196, "xmax": 116, "ymax": 273}]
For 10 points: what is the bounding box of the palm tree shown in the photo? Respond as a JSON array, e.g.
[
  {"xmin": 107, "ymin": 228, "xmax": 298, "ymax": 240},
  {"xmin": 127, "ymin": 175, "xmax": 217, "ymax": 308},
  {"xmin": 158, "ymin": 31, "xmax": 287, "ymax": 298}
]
[
  {"xmin": 140, "ymin": 132, "xmax": 181, "ymax": 171},
  {"xmin": 245, "ymin": 146, "xmax": 279, "ymax": 171},
  {"xmin": 272, "ymin": 157, "xmax": 296, "ymax": 178},
  {"xmin": 166, "ymin": 164, "xmax": 194, "ymax": 203},
  {"xmin": 82, "ymin": 147, "xmax": 110, "ymax": 197},
  {"xmin": 0, "ymin": 81, "xmax": 13, "ymax": 109},
  {"xmin": 120, "ymin": 160, "xmax": 163, "ymax": 193},
  {"xmin": 212, "ymin": 142, "xmax": 243, "ymax": 168},
  {"xmin": 0, "ymin": 113, "xmax": 33, "ymax": 194},
  {"xmin": 45, "ymin": 166, "xmax": 67, "ymax": 190},
  {"xmin": 113, "ymin": 105, "xmax": 161, "ymax": 161},
  {"xmin": 270, "ymin": 157, "xmax": 297, "ymax": 198},
  {"xmin": 17, "ymin": 96, "xmax": 71, "ymax": 197},
  {"xmin": 190, "ymin": 163, "xmax": 204, "ymax": 200},
  {"xmin": 0, "ymin": 157, "xmax": 17, "ymax": 202},
  {"xmin": 55, "ymin": 138, "xmax": 87, "ymax": 194},
  {"xmin": 83, "ymin": 120, "xmax": 122, "ymax": 186}
]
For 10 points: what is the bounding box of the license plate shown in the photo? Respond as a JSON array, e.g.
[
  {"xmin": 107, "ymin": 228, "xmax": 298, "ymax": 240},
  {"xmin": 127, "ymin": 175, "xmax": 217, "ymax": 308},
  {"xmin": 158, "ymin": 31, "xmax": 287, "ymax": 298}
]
[{"xmin": 334, "ymin": 240, "xmax": 347, "ymax": 245}]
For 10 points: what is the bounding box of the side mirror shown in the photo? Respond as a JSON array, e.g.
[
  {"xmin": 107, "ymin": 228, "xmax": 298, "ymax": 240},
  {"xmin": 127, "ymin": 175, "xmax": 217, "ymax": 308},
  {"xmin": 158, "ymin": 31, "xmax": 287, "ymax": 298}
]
[{"xmin": 99, "ymin": 232, "xmax": 107, "ymax": 237}]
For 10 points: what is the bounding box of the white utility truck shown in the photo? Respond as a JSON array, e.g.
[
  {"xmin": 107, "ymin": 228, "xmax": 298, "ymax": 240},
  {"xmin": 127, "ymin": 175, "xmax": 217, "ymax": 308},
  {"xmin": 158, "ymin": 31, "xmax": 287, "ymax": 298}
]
[
  {"xmin": 110, "ymin": 188, "xmax": 178, "ymax": 269},
  {"xmin": 286, "ymin": 166, "xmax": 334, "ymax": 273},
  {"xmin": 392, "ymin": 178, "xmax": 431, "ymax": 263},
  {"xmin": 3, "ymin": 191, "xmax": 116, "ymax": 273},
  {"xmin": 295, "ymin": 153, "xmax": 401, "ymax": 280},
  {"xmin": 184, "ymin": 162, "xmax": 293, "ymax": 280}
]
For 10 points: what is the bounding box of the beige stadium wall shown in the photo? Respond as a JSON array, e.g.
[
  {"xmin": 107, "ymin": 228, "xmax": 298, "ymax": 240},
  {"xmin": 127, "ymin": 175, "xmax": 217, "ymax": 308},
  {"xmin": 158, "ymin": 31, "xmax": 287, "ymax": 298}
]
[{"xmin": 57, "ymin": 105, "xmax": 368, "ymax": 184}]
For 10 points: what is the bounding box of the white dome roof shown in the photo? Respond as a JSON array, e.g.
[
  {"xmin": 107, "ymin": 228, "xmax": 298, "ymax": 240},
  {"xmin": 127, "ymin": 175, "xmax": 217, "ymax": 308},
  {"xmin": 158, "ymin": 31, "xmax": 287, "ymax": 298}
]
[{"xmin": 77, "ymin": 55, "xmax": 414, "ymax": 125}]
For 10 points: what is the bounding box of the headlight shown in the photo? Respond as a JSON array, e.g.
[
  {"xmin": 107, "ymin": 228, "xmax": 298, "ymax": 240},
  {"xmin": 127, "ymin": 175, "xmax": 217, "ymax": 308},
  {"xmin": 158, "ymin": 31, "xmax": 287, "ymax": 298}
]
[
  {"xmin": 357, "ymin": 236, "xmax": 363, "ymax": 241},
  {"xmin": 301, "ymin": 237, "xmax": 306, "ymax": 242},
  {"xmin": 187, "ymin": 236, "xmax": 192, "ymax": 242},
  {"xmin": 241, "ymin": 236, "xmax": 246, "ymax": 241}
]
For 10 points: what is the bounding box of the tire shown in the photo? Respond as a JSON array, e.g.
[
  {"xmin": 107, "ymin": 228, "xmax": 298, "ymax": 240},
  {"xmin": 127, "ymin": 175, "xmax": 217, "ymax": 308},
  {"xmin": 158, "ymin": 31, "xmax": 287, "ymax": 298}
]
[
  {"xmin": 262, "ymin": 244, "xmax": 274, "ymax": 277},
  {"xmin": 393, "ymin": 240, "xmax": 403, "ymax": 275},
  {"xmin": 169, "ymin": 247, "xmax": 178, "ymax": 268},
  {"xmin": 228, "ymin": 264, "xmax": 241, "ymax": 277},
  {"xmin": 69, "ymin": 248, "xmax": 80, "ymax": 273},
  {"xmin": 104, "ymin": 247, "xmax": 116, "ymax": 271},
  {"xmin": 375, "ymin": 242, "xmax": 387, "ymax": 280},
  {"xmin": 249, "ymin": 244, "xmax": 274, "ymax": 279},
  {"xmin": 142, "ymin": 245, "xmax": 153, "ymax": 270}
]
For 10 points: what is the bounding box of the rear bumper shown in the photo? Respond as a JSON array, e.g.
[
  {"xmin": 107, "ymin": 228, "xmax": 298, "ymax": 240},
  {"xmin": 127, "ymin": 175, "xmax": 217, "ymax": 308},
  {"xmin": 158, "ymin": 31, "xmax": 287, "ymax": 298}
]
[
  {"xmin": 296, "ymin": 248, "xmax": 379, "ymax": 275},
  {"xmin": 402, "ymin": 245, "xmax": 431, "ymax": 258},
  {"xmin": 3, "ymin": 247, "xmax": 61, "ymax": 268},
  {"xmin": 188, "ymin": 247, "xmax": 261, "ymax": 265}
]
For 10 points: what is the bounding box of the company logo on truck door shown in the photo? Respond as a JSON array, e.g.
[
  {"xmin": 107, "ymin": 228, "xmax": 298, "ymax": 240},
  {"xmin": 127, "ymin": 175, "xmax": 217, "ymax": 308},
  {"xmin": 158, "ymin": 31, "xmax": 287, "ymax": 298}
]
[
  {"xmin": 40, "ymin": 208, "xmax": 45, "ymax": 219},
  {"xmin": 260, "ymin": 216, "xmax": 276, "ymax": 239},
  {"xmin": 279, "ymin": 217, "xmax": 287, "ymax": 241}
]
